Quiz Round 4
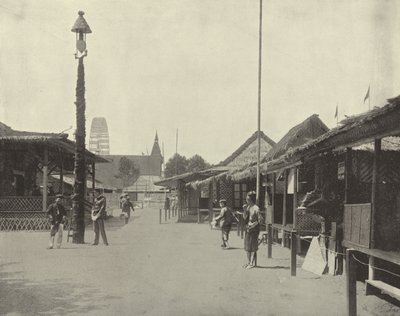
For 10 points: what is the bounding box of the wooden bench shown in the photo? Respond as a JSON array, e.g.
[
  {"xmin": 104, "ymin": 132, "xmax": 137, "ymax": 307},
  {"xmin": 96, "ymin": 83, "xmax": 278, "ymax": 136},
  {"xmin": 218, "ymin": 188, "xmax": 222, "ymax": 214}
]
[{"xmin": 366, "ymin": 280, "xmax": 400, "ymax": 301}]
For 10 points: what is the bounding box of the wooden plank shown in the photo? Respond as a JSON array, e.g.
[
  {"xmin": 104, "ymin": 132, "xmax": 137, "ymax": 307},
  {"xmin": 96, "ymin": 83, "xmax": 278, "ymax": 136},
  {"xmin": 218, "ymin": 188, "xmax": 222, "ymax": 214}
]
[
  {"xmin": 342, "ymin": 240, "xmax": 400, "ymax": 266},
  {"xmin": 343, "ymin": 205, "xmax": 352, "ymax": 242},
  {"xmin": 359, "ymin": 204, "xmax": 371, "ymax": 247},
  {"xmin": 350, "ymin": 206, "xmax": 360, "ymax": 244},
  {"xmin": 366, "ymin": 280, "xmax": 400, "ymax": 301}
]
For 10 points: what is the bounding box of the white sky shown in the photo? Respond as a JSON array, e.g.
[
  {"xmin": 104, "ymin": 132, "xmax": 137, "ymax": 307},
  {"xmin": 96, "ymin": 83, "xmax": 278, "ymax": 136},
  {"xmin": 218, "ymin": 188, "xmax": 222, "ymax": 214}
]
[{"xmin": 0, "ymin": 0, "xmax": 399, "ymax": 164}]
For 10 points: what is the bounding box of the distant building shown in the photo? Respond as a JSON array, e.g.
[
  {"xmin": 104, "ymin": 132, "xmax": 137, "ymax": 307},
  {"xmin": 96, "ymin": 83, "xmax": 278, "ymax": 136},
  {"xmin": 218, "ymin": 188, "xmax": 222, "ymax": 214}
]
[
  {"xmin": 89, "ymin": 117, "xmax": 110, "ymax": 155},
  {"xmin": 95, "ymin": 132, "xmax": 163, "ymax": 191}
]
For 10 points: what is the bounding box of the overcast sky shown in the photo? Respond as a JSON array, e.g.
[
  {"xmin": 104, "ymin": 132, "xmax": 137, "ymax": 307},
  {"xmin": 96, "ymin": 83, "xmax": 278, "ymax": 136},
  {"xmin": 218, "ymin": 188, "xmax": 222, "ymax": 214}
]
[{"xmin": 0, "ymin": 0, "xmax": 399, "ymax": 164}]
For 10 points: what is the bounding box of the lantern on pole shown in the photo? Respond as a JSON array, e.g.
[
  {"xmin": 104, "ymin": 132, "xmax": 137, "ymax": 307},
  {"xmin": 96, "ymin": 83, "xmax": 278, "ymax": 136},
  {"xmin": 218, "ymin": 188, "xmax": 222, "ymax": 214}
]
[{"xmin": 71, "ymin": 11, "xmax": 92, "ymax": 58}]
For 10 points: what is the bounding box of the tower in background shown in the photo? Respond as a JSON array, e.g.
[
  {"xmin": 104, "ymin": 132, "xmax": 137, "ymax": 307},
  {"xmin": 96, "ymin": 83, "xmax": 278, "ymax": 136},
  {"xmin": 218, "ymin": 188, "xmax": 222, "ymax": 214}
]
[{"xmin": 89, "ymin": 117, "xmax": 110, "ymax": 155}]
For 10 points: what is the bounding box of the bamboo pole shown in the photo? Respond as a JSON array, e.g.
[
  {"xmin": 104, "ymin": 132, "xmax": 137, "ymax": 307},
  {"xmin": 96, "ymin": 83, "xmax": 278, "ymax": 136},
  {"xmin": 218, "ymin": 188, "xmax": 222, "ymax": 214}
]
[
  {"xmin": 42, "ymin": 146, "xmax": 48, "ymax": 212},
  {"xmin": 256, "ymin": 0, "xmax": 263, "ymax": 205}
]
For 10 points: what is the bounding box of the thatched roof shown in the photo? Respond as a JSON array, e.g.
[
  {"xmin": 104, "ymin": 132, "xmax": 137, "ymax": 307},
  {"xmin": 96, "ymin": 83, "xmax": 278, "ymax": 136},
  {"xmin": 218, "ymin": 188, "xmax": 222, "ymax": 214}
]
[
  {"xmin": 155, "ymin": 166, "xmax": 229, "ymax": 188},
  {"xmin": 263, "ymin": 95, "xmax": 400, "ymax": 172},
  {"xmin": 228, "ymin": 114, "xmax": 328, "ymax": 181},
  {"xmin": 0, "ymin": 121, "xmax": 107, "ymax": 163},
  {"xmin": 263, "ymin": 114, "xmax": 329, "ymax": 162},
  {"xmin": 218, "ymin": 131, "xmax": 275, "ymax": 167}
]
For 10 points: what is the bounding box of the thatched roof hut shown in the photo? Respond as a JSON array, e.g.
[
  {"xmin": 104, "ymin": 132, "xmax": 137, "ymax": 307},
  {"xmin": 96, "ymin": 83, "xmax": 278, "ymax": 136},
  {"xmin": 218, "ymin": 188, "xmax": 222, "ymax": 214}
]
[{"xmin": 229, "ymin": 114, "xmax": 328, "ymax": 181}]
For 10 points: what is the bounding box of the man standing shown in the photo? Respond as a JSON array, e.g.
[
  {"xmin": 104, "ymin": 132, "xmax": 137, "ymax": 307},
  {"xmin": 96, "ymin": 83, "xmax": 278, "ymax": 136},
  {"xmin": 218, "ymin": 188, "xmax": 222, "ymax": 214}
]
[
  {"xmin": 47, "ymin": 194, "xmax": 67, "ymax": 249},
  {"xmin": 121, "ymin": 193, "xmax": 134, "ymax": 224},
  {"xmin": 91, "ymin": 189, "xmax": 109, "ymax": 246}
]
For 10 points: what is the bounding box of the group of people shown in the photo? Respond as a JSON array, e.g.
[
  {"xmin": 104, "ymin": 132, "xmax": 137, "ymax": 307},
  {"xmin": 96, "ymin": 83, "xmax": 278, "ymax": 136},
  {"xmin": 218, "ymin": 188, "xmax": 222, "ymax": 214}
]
[
  {"xmin": 46, "ymin": 189, "xmax": 135, "ymax": 249},
  {"xmin": 213, "ymin": 191, "xmax": 263, "ymax": 269}
]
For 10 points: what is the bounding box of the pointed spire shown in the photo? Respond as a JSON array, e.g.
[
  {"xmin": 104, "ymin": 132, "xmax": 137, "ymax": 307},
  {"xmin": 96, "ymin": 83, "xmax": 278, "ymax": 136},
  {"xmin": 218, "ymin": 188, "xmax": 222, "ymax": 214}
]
[{"xmin": 150, "ymin": 131, "xmax": 162, "ymax": 157}]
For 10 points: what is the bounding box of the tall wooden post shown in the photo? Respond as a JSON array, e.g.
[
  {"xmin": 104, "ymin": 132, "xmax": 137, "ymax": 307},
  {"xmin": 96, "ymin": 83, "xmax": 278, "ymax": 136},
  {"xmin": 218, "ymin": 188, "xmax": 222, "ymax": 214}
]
[
  {"xmin": 72, "ymin": 54, "xmax": 87, "ymax": 244},
  {"xmin": 267, "ymin": 224, "xmax": 272, "ymax": 258},
  {"xmin": 293, "ymin": 167, "xmax": 298, "ymax": 229},
  {"xmin": 92, "ymin": 162, "xmax": 96, "ymax": 204},
  {"xmin": 71, "ymin": 11, "xmax": 91, "ymax": 243},
  {"xmin": 370, "ymin": 139, "xmax": 381, "ymax": 249},
  {"xmin": 346, "ymin": 249, "xmax": 357, "ymax": 316},
  {"xmin": 208, "ymin": 180, "xmax": 213, "ymax": 224},
  {"xmin": 255, "ymin": 0, "xmax": 263, "ymax": 206},
  {"xmin": 344, "ymin": 147, "xmax": 352, "ymax": 204},
  {"xmin": 290, "ymin": 230, "xmax": 297, "ymax": 276},
  {"xmin": 42, "ymin": 146, "xmax": 48, "ymax": 212},
  {"xmin": 59, "ymin": 150, "xmax": 64, "ymax": 194},
  {"xmin": 282, "ymin": 169, "xmax": 287, "ymax": 226},
  {"xmin": 282, "ymin": 170, "xmax": 288, "ymax": 247},
  {"xmin": 271, "ymin": 173, "xmax": 276, "ymax": 225}
]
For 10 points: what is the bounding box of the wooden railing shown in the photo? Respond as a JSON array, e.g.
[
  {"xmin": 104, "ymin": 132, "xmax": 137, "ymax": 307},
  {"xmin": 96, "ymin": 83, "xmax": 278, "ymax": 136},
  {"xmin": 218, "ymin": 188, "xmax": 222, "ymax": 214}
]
[{"xmin": 0, "ymin": 196, "xmax": 89, "ymax": 231}]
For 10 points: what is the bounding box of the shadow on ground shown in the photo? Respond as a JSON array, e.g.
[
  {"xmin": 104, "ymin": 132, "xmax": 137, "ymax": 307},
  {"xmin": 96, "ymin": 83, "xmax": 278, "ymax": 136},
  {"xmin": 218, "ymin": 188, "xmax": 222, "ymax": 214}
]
[{"xmin": 0, "ymin": 263, "xmax": 121, "ymax": 315}]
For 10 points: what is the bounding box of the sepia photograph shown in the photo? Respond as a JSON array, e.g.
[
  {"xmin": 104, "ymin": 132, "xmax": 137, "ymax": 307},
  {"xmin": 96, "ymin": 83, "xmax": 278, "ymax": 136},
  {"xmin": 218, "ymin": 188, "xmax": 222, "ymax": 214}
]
[{"xmin": 1, "ymin": 0, "xmax": 400, "ymax": 315}]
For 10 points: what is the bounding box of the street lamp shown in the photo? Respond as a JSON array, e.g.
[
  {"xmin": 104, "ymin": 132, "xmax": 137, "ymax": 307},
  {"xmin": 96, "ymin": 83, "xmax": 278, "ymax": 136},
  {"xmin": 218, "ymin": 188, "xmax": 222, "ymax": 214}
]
[{"xmin": 71, "ymin": 11, "xmax": 92, "ymax": 243}]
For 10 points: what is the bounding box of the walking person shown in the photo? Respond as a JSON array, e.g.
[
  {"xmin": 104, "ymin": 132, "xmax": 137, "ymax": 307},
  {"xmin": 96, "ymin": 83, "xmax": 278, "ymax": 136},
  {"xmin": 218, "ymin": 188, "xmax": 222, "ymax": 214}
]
[
  {"xmin": 243, "ymin": 191, "xmax": 263, "ymax": 269},
  {"xmin": 214, "ymin": 199, "xmax": 237, "ymax": 249},
  {"xmin": 46, "ymin": 194, "xmax": 67, "ymax": 249},
  {"xmin": 91, "ymin": 189, "xmax": 109, "ymax": 246},
  {"xmin": 164, "ymin": 196, "xmax": 170, "ymax": 212},
  {"xmin": 121, "ymin": 193, "xmax": 134, "ymax": 224}
]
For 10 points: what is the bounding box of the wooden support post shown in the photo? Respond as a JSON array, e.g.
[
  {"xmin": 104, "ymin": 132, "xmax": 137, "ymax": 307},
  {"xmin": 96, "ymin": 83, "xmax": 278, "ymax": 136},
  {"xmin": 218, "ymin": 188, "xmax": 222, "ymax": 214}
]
[
  {"xmin": 159, "ymin": 209, "xmax": 162, "ymax": 224},
  {"xmin": 92, "ymin": 162, "xmax": 96, "ymax": 203},
  {"xmin": 241, "ymin": 216, "xmax": 244, "ymax": 239},
  {"xmin": 293, "ymin": 167, "xmax": 298, "ymax": 229},
  {"xmin": 370, "ymin": 139, "xmax": 381, "ymax": 249},
  {"xmin": 197, "ymin": 208, "xmax": 200, "ymax": 224},
  {"xmin": 272, "ymin": 173, "xmax": 276, "ymax": 226},
  {"xmin": 42, "ymin": 146, "xmax": 48, "ymax": 212},
  {"xmin": 283, "ymin": 169, "xmax": 287, "ymax": 227},
  {"xmin": 59, "ymin": 150, "xmax": 64, "ymax": 195},
  {"xmin": 169, "ymin": 208, "xmax": 171, "ymax": 220},
  {"xmin": 165, "ymin": 208, "xmax": 167, "ymax": 222},
  {"xmin": 344, "ymin": 147, "xmax": 352, "ymax": 204},
  {"xmin": 290, "ymin": 230, "xmax": 297, "ymax": 276},
  {"xmin": 267, "ymin": 224, "xmax": 272, "ymax": 258},
  {"xmin": 346, "ymin": 249, "xmax": 357, "ymax": 316},
  {"xmin": 368, "ymin": 256, "xmax": 375, "ymax": 280}
]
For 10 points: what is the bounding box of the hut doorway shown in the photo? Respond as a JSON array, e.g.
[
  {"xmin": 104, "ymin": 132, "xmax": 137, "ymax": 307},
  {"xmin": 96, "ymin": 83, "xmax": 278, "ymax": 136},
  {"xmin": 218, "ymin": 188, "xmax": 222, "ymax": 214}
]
[{"xmin": 14, "ymin": 174, "xmax": 24, "ymax": 196}]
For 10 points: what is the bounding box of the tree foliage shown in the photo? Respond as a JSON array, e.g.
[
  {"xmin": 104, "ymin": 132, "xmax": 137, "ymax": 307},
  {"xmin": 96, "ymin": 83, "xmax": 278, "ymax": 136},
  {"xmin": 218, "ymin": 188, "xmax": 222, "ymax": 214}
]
[
  {"xmin": 164, "ymin": 154, "xmax": 189, "ymax": 178},
  {"xmin": 187, "ymin": 154, "xmax": 211, "ymax": 172},
  {"xmin": 164, "ymin": 154, "xmax": 211, "ymax": 178},
  {"xmin": 116, "ymin": 156, "xmax": 140, "ymax": 187}
]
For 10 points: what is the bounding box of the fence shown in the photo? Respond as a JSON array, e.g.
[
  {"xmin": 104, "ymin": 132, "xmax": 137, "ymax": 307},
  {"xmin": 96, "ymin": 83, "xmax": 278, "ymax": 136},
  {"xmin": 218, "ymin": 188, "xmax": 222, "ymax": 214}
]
[{"xmin": 0, "ymin": 196, "xmax": 81, "ymax": 232}]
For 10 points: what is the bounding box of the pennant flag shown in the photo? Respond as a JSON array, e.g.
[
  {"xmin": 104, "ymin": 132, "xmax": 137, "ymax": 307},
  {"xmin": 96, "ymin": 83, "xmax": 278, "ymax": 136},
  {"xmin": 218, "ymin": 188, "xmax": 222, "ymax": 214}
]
[
  {"xmin": 364, "ymin": 85, "xmax": 370, "ymax": 103},
  {"xmin": 334, "ymin": 104, "xmax": 338, "ymax": 119}
]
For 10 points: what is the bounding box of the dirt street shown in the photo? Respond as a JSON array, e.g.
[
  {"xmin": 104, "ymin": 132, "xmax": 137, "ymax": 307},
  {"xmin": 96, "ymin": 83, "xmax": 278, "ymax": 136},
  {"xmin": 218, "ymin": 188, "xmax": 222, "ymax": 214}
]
[{"xmin": 0, "ymin": 207, "xmax": 399, "ymax": 315}]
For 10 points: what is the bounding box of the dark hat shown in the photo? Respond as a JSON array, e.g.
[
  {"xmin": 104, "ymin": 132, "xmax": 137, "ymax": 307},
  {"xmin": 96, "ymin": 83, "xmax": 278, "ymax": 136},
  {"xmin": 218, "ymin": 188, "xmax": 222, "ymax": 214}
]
[
  {"xmin": 219, "ymin": 199, "xmax": 227, "ymax": 204},
  {"xmin": 56, "ymin": 194, "xmax": 64, "ymax": 199}
]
